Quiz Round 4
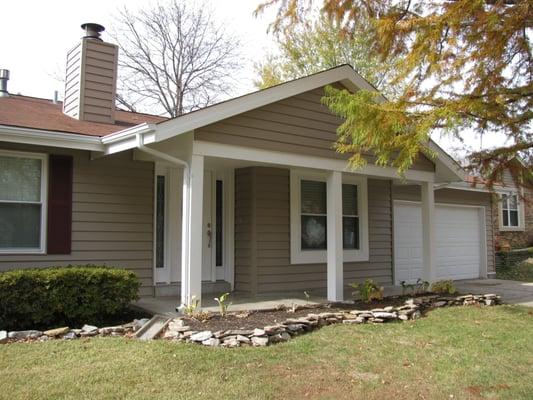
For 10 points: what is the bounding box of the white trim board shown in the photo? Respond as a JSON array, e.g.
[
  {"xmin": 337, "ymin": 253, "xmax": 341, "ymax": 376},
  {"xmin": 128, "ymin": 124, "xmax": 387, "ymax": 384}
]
[
  {"xmin": 193, "ymin": 140, "xmax": 436, "ymax": 182},
  {"xmin": 0, "ymin": 125, "xmax": 103, "ymax": 152}
]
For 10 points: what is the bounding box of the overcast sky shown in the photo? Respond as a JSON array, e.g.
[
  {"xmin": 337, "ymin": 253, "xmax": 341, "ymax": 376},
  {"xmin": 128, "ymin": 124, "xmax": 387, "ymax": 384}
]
[{"xmin": 1, "ymin": 0, "xmax": 506, "ymax": 157}]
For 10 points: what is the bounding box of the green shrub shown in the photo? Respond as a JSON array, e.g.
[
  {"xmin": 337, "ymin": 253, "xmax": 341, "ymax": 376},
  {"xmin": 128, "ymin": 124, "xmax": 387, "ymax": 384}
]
[
  {"xmin": 430, "ymin": 280, "xmax": 457, "ymax": 295},
  {"xmin": 0, "ymin": 265, "xmax": 140, "ymax": 330},
  {"xmin": 350, "ymin": 279, "xmax": 384, "ymax": 303}
]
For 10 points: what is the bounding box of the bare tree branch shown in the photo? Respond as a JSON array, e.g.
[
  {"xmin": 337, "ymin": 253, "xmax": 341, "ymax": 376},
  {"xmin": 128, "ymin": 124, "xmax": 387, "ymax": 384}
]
[{"xmin": 110, "ymin": 0, "xmax": 242, "ymax": 117}]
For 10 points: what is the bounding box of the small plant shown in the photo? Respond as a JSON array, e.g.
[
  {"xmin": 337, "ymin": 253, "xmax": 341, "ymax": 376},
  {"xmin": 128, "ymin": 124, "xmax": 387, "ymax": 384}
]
[
  {"xmin": 178, "ymin": 295, "xmax": 199, "ymax": 317},
  {"xmin": 400, "ymin": 280, "xmax": 414, "ymax": 296},
  {"xmin": 430, "ymin": 280, "xmax": 457, "ymax": 294},
  {"xmin": 303, "ymin": 291, "xmax": 311, "ymax": 303},
  {"xmin": 414, "ymin": 278, "xmax": 430, "ymax": 294},
  {"xmin": 401, "ymin": 279, "xmax": 429, "ymax": 296},
  {"xmin": 350, "ymin": 279, "xmax": 384, "ymax": 303},
  {"xmin": 214, "ymin": 292, "xmax": 232, "ymax": 316}
]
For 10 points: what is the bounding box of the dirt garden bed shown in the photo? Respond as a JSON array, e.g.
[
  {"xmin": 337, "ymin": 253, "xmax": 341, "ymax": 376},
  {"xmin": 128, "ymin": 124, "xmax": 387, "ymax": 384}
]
[{"xmin": 1, "ymin": 292, "xmax": 502, "ymax": 347}]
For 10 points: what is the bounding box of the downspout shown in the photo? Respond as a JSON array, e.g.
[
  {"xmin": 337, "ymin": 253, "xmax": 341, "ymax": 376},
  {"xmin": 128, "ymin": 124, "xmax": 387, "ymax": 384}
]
[{"xmin": 135, "ymin": 133, "xmax": 191, "ymax": 308}]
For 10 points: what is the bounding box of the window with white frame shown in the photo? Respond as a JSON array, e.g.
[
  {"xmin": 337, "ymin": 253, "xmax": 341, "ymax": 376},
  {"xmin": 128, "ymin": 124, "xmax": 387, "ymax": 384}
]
[
  {"xmin": 0, "ymin": 150, "xmax": 47, "ymax": 253},
  {"xmin": 501, "ymin": 193, "xmax": 523, "ymax": 229},
  {"xmin": 290, "ymin": 171, "xmax": 368, "ymax": 264}
]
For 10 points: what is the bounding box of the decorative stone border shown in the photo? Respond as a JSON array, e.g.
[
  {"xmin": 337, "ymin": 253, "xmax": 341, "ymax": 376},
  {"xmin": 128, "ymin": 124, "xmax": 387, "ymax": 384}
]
[
  {"xmin": 0, "ymin": 318, "xmax": 150, "ymax": 344},
  {"xmin": 162, "ymin": 293, "xmax": 502, "ymax": 348},
  {"xmin": 0, "ymin": 294, "xmax": 501, "ymax": 346}
]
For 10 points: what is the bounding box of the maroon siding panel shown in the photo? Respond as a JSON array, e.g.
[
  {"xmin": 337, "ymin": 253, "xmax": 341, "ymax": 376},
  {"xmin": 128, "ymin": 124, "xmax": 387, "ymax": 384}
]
[{"xmin": 47, "ymin": 155, "xmax": 73, "ymax": 254}]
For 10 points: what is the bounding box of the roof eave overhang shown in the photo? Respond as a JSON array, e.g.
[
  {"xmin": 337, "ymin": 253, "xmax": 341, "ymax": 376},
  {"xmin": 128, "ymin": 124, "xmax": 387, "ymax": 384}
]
[{"xmin": 0, "ymin": 124, "xmax": 104, "ymax": 152}]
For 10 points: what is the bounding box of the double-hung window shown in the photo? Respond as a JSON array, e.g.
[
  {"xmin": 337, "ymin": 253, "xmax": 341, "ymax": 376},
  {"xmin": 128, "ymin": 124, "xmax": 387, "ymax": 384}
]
[
  {"xmin": 290, "ymin": 171, "xmax": 368, "ymax": 264},
  {"xmin": 500, "ymin": 192, "xmax": 523, "ymax": 230},
  {"xmin": 0, "ymin": 150, "xmax": 47, "ymax": 253}
]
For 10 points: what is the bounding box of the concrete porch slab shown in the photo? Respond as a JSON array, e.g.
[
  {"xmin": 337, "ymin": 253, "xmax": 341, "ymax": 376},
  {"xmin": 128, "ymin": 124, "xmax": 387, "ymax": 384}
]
[
  {"xmin": 133, "ymin": 279, "xmax": 533, "ymax": 316},
  {"xmin": 134, "ymin": 291, "xmax": 330, "ymax": 317}
]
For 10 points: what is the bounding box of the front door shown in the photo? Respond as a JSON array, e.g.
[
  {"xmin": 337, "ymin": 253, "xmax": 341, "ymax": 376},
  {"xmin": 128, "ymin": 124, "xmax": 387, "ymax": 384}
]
[{"xmin": 202, "ymin": 171, "xmax": 225, "ymax": 281}]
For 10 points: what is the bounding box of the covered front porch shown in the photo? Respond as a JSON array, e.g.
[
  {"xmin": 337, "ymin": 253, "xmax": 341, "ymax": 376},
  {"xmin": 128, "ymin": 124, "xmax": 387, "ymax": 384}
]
[{"xmin": 134, "ymin": 134, "xmax": 442, "ymax": 309}]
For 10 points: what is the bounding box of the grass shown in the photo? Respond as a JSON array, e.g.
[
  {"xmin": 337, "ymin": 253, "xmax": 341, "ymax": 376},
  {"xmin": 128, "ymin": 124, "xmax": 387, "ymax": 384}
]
[
  {"xmin": 1, "ymin": 306, "xmax": 532, "ymax": 400},
  {"xmin": 497, "ymin": 261, "xmax": 533, "ymax": 282}
]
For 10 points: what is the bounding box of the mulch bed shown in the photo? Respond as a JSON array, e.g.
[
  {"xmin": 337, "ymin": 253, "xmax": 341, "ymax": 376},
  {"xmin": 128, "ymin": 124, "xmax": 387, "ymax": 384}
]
[{"xmin": 182, "ymin": 294, "xmax": 431, "ymax": 331}]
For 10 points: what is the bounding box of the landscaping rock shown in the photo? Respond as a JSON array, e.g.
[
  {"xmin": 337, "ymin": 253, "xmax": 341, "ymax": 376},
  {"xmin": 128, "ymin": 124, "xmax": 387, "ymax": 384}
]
[
  {"xmin": 372, "ymin": 312, "xmax": 397, "ymax": 319},
  {"xmin": 81, "ymin": 324, "xmax": 98, "ymax": 334},
  {"xmin": 99, "ymin": 326, "xmax": 125, "ymax": 335},
  {"xmin": 44, "ymin": 327, "xmax": 70, "ymax": 337},
  {"xmin": 79, "ymin": 330, "xmax": 98, "ymax": 338},
  {"xmin": 253, "ymin": 328, "xmax": 266, "ymax": 336},
  {"xmin": 202, "ymin": 338, "xmax": 220, "ymax": 347},
  {"xmin": 224, "ymin": 329, "xmax": 254, "ymax": 336},
  {"xmin": 223, "ymin": 337, "xmax": 240, "ymax": 348},
  {"xmin": 0, "ymin": 331, "xmax": 7, "ymax": 344},
  {"xmin": 433, "ymin": 301, "xmax": 448, "ymax": 308},
  {"xmin": 251, "ymin": 336, "xmax": 269, "ymax": 347},
  {"xmin": 411, "ymin": 310, "xmax": 422, "ymax": 320},
  {"xmin": 133, "ymin": 318, "xmax": 150, "ymax": 332},
  {"xmin": 8, "ymin": 330, "xmax": 42, "ymax": 340},
  {"xmin": 236, "ymin": 335, "xmax": 251, "ymax": 344},
  {"xmin": 398, "ymin": 314, "xmax": 409, "ymax": 321},
  {"xmin": 190, "ymin": 331, "xmax": 212, "ymax": 342},
  {"xmin": 62, "ymin": 331, "xmax": 77, "ymax": 340}
]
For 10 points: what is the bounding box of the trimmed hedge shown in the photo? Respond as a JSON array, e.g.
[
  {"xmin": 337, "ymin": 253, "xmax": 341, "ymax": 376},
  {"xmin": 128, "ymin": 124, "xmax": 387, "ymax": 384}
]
[{"xmin": 0, "ymin": 265, "xmax": 140, "ymax": 330}]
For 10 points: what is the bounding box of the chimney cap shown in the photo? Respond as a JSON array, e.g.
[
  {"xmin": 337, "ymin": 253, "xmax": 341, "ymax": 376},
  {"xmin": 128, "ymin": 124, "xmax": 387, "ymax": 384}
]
[{"xmin": 81, "ymin": 23, "xmax": 105, "ymax": 40}]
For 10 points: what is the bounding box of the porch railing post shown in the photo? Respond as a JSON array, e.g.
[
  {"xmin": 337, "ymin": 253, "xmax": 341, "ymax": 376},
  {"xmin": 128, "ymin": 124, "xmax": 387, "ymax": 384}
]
[
  {"xmin": 181, "ymin": 154, "xmax": 204, "ymax": 308},
  {"xmin": 327, "ymin": 170, "xmax": 343, "ymax": 302}
]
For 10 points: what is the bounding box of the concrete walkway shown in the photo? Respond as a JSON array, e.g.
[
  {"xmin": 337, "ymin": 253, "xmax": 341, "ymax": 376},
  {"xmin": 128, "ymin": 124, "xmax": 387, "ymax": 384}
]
[
  {"xmin": 455, "ymin": 279, "xmax": 533, "ymax": 307},
  {"xmin": 134, "ymin": 279, "xmax": 533, "ymax": 316}
]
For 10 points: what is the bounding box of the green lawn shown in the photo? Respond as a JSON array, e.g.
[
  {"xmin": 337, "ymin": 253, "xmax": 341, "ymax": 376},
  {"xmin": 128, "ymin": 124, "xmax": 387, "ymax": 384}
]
[
  {"xmin": 497, "ymin": 261, "xmax": 533, "ymax": 282},
  {"xmin": 1, "ymin": 306, "xmax": 532, "ymax": 400}
]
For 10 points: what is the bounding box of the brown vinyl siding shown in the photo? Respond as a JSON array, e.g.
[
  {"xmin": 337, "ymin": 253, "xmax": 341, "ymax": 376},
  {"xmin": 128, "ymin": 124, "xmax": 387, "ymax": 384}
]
[
  {"xmin": 63, "ymin": 39, "xmax": 119, "ymax": 124},
  {"xmin": 392, "ymin": 185, "xmax": 495, "ymax": 273},
  {"xmin": 195, "ymin": 87, "xmax": 435, "ymax": 173},
  {"xmin": 0, "ymin": 143, "xmax": 154, "ymax": 296},
  {"xmin": 234, "ymin": 166, "xmax": 393, "ymax": 294}
]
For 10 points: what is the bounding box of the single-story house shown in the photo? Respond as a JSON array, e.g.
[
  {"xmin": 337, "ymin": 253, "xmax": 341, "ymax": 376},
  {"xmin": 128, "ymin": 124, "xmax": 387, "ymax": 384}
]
[{"xmin": 0, "ymin": 24, "xmax": 528, "ymax": 306}]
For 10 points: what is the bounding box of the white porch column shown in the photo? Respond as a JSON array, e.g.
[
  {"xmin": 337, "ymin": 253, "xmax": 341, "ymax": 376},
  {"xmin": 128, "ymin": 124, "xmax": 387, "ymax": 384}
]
[
  {"xmin": 421, "ymin": 181, "xmax": 437, "ymax": 283},
  {"xmin": 327, "ymin": 170, "xmax": 343, "ymax": 301},
  {"xmin": 181, "ymin": 154, "xmax": 204, "ymax": 308}
]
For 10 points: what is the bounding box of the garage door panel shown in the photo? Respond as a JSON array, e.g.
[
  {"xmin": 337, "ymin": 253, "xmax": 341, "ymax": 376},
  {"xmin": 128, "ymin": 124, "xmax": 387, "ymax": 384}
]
[{"xmin": 394, "ymin": 203, "xmax": 482, "ymax": 284}]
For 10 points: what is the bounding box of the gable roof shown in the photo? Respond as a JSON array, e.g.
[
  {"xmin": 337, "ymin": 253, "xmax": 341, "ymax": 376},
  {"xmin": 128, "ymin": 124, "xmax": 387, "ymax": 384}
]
[
  {"xmin": 0, "ymin": 95, "xmax": 165, "ymax": 137},
  {"xmin": 0, "ymin": 65, "xmax": 464, "ymax": 181}
]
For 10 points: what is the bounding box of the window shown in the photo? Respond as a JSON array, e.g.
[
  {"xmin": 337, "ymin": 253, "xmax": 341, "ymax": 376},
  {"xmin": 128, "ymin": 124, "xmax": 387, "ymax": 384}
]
[
  {"xmin": 215, "ymin": 179, "xmax": 223, "ymax": 266},
  {"xmin": 155, "ymin": 175, "xmax": 166, "ymax": 268},
  {"xmin": 500, "ymin": 193, "xmax": 523, "ymax": 230},
  {"xmin": 301, "ymin": 180, "xmax": 327, "ymax": 250},
  {"xmin": 0, "ymin": 150, "xmax": 47, "ymax": 253},
  {"xmin": 290, "ymin": 171, "xmax": 368, "ymax": 264},
  {"xmin": 342, "ymin": 184, "xmax": 359, "ymax": 250}
]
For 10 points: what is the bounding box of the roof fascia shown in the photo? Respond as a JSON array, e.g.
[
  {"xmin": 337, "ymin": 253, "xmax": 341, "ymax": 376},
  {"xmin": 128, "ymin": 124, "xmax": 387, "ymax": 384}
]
[{"xmin": 0, "ymin": 124, "xmax": 104, "ymax": 152}]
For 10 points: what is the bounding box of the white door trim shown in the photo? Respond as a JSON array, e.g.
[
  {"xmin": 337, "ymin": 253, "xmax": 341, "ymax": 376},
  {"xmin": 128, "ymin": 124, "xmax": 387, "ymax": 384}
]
[{"xmin": 393, "ymin": 200, "xmax": 488, "ymax": 283}]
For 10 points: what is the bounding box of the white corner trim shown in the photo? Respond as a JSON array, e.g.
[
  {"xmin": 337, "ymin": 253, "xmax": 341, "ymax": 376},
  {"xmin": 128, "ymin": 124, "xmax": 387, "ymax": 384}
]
[
  {"xmin": 289, "ymin": 169, "xmax": 369, "ymax": 265},
  {"xmin": 0, "ymin": 149, "xmax": 48, "ymax": 254},
  {"xmin": 0, "ymin": 125, "xmax": 103, "ymax": 152}
]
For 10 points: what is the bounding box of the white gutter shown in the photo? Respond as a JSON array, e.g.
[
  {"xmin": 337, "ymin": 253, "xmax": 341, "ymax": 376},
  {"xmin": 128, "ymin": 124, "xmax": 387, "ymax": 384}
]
[
  {"xmin": 0, "ymin": 124, "xmax": 104, "ymax": 152},
  {"xmin": 134, "ymin": 133, "xmax": 191, "ymax": 308}
]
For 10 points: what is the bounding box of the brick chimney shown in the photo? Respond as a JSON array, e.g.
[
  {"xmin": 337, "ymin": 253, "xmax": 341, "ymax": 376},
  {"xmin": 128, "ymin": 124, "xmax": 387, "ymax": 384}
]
[{"xmin": 63, "ymin": 23, "xmax": 119, "ymax": 123}]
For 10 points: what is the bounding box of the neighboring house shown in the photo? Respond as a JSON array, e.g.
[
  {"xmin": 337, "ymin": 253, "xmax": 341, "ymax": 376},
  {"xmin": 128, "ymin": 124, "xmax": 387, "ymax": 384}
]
[
  {"xmin": 0, "ymin": 24, "xmax": 507, "ymax": 306},
  {"xmin": 489, "ymin": 167, "xmax": 533, "ymax": 249}
]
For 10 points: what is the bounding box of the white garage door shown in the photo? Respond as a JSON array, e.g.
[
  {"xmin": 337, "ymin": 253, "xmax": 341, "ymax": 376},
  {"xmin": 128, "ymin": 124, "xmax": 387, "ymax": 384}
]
[{"xmin": 393, "ymin": 202, "xmax": 483, "ymax": 284}]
